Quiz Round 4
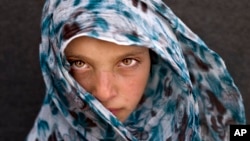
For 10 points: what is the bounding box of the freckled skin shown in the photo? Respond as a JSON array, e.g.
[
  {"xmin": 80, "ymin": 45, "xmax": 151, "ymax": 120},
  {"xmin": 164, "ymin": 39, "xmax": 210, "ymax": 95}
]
[{"xmin": 64, "ymin": 36, "xmax": 151, "ymax": 122}]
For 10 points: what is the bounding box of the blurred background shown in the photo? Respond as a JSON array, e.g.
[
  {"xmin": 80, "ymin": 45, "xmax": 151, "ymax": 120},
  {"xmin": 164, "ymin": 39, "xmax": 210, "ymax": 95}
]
[{"xmin": 0, "ymin": 0, "xmax": 249, "ymax": 140}]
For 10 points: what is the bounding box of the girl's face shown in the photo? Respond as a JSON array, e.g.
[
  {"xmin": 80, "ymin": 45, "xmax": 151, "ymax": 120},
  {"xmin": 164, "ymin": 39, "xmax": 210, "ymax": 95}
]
[{"xmin": 65, "ymin": 36, "xmax": 151, "ymax": 122}]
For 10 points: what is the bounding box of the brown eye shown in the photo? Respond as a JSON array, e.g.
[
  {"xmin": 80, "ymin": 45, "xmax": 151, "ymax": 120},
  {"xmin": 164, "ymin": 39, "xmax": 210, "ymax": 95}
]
[
  {"xmin": 69, "ymin": 60, "xmax": 89, "ymax": 70},
  {"xmin": 122, "ymin": 58, "xmax": 133, "ymax": 65},
  {"xmin": 74, "ymin": 60, "xmax": 85, "ymax": 67},
  {"xmin": 118, "ymin": 58, "xmax": 138, "ymax": 67}
]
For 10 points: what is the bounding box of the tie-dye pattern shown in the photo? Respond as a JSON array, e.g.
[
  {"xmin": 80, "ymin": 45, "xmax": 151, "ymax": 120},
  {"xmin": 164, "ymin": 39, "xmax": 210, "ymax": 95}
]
[{"xmin": 26, "ymin": 0, "xmax": 245, "ymax": 140}]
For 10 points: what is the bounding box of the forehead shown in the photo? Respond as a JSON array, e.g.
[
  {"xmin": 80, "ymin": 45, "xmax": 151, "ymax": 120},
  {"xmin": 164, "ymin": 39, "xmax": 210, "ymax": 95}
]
[{"xmin": 64, "ymin": 36, "xmax": 149, "ymax": 56}]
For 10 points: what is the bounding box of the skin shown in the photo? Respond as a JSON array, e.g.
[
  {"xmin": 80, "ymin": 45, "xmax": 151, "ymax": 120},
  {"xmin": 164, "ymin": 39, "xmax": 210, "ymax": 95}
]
[{"xmin": 64, "ymin": 36, "xmax": 151, "ymax": 122}]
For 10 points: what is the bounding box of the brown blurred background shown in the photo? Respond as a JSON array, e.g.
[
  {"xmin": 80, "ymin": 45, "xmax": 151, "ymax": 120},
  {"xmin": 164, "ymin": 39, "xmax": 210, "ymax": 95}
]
[{"xmin": 0, "ymin": 0, "xmax": 249, "ymax": 140}]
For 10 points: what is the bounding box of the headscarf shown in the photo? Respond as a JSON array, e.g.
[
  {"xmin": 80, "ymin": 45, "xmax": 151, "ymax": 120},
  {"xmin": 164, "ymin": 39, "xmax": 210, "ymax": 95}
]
[{"xmin": 27, "ymin": 0, "xmax": 245, "ymax": 140}]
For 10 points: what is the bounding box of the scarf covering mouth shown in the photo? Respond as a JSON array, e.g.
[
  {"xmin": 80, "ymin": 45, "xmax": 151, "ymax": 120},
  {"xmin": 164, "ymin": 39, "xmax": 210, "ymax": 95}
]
[{"xmin": 27, "ymin": 0, "xmax": 246, "ymax": 140}]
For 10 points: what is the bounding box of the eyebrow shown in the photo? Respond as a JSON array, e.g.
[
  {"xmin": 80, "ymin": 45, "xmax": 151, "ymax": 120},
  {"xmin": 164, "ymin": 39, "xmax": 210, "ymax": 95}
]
[
  {"xmin": 65, "ymin": 48, "xmax": 149, "ymax": 63},
  {"xmin": 116, "ymin": 49, "xmax": 149, "ymax": 59}
]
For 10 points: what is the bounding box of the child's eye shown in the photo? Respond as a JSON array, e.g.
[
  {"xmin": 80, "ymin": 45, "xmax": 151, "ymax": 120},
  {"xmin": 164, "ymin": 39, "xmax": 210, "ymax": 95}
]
[
  {"xmin": 119, "ymin": 58, "xmax": 138, "ymax": 67},
  {"xmin": 69, "ymin": 60, "xmax": 89, "ymax": 69}
]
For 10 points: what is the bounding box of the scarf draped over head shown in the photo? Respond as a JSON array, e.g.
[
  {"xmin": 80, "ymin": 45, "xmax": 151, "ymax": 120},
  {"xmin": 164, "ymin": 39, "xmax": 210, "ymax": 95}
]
[{"xmin": 27, "ymin": 0, "xmax": 245, "ymax": 140}]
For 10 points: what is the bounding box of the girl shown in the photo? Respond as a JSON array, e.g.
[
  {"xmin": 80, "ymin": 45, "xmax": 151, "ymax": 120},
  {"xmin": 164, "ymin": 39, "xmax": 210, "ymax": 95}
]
[{"xmin": 27, "ymin": 0, "xmax": 245, "ymax": 140}]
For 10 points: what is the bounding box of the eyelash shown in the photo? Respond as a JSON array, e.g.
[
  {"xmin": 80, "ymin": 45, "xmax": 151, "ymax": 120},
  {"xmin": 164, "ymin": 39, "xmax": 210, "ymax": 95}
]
[
  {"xmin": 68, "ymin": 60, "xmax": 89, "ymax": 70},
  {"xmin": 118, "ymin": 58, "xmax": 139, "ymax": 67},
  {"xmin": 68, "ymin": 58, "xmax": 140, "ymax": 70}
]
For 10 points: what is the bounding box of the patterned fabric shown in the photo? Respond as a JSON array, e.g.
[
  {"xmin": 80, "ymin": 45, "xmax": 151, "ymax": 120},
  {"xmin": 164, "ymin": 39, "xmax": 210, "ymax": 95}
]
[{"xmin": 26, "ymin": 0, "xmax": 246, "ymax": 140}]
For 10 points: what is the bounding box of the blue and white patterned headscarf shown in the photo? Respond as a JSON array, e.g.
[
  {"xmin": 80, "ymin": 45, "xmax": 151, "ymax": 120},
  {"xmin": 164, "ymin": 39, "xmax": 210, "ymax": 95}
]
[{"xmin": 27, "ymin": 0, "xmax": 245, "ymax": 140}]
